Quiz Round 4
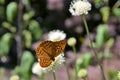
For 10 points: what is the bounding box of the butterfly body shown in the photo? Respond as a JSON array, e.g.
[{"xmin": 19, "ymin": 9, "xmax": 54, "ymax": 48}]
[{"xmin": 36, "ymin": 40, "xmax": 66, "ymax": 67}]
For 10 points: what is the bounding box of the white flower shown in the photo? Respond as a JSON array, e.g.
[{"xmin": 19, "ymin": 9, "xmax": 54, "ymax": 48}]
[
  {"xmin": 33, "ymin": 53, "xmax": 65, "ymax": 74},
  {"xmin": 67, "ymin": 37, "xmax": 77, "ymax": 47},
  {"xmin": 40, "ymin": 53, "xmax": 65, "ymax": 72},
  {"xmin": 34, "ymin": 30, "xmax": 66, "ymax": 74},
  {"xmin": 69, "ymin": 0, "xmax": 91, "ymax": 16},
  {"xmin": 32, "ymin": 62, "xmax": 45, "ymax": 76},
  {"xmin": 48, "ymin": 30, "xmax": 66, "ymax": 41}
]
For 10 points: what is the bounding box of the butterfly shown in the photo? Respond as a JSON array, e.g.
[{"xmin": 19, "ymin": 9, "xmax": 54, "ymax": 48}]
[{"xmin": 36, "ymin": 40, "xmax": 66, "ymax": 67}]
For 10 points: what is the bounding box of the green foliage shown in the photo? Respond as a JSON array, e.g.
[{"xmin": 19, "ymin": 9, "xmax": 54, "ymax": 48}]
[
  {"xmin": 76, "ymin": 53, "xmax": 92, "ymax": 70},
  {"xmin": 100, "ymin": 6, "xmax": 110, "ymax": 23},
  {"xmin": 19, "ymin": 51, "xmax": 34, "ymax": 80},
  {"xmin": 97, "ymin": 52, "xmax": 112, "ymax": 60},
  {"xmin": 75, "ymin": 53, "xmax": 92, "ymax": 79},
  {"xmin": 0, "ymin": 33, "xmax": 13, "ymax": 56},
  {"xmin": 22, "ymin": 0, "xmax": 31, "ymax": 10},
  {"xmin": 107, "ymin": 69, "xmax": 118, "ymax": 80},
  {"xmin": 6, "ymin": 2, "xmax": 18, "ymax": 23},
  {"xmin": 113, "ymin": 8, "xmax": 120, "ymax": 18},
  {"xmin": 0, "ymin": 68, "xmax": 5, "ymax": 80},
  {"xmin": 23, "ymin": 30, "xmax": 32, "ymax": 48},
  {"xmin": 94, "ymin": 0, "xmax": 103, "ymax": 7},
  {"xmin": 105, "ymin": 38, "xmax": 114, "ymax": 49},
  {"xmin": 23, "ymin": 11, "xmax": 35, "ymax": 22},
  {"xmin": 96, "ymin": 24, "xmax": 109, "ymax": 48},
  {"xmin": 2, "ymin": 21, "xmax": 16, "ymax": 32},
  {"xmin": 0, "ymin": 0, "xmax": 5, "ymax": 5},
  {"xmin": 29, "ymin": 20, "xmax": 42, "ymax": 40},
  {"xmin": 80, "ymin": 53, "xmax": 92, "ymax": 68},
  {"xmin": 0, "ymin": 6, "xmax": 5, "ymax": 19}
]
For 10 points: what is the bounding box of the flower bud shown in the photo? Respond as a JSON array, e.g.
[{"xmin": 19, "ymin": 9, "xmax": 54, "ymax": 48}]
[
  {"xmin": 10, "ymin": 75, "xmax": 19, "ymax": 80},
  {"xmin": 67, "ymin": 37, "xmax": 77, "ymax": 47},
  {"xmin": 78, "ymin": 69, "xmax": 87, "ymax": 78}
]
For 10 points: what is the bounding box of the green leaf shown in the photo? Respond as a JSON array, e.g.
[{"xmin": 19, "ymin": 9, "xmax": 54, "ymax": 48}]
[
  {"xmin": 94, "ymin": 0, "xmax": 103, "ymax": 7},
  {"xmin": 80, "ymin": 53, "xmax": 92, "ymax": 68},
  {"xmin": 0, "ymin": 33, "xmax": 13, "ymax": 56},
  {"xmin": 100, "ymin": 6, "xmax": 110, "ymax": 23},
  {"xmin": 2, "ymin": 21, "xmax": 16, "ymax": 32},
  {"xmin": 23, "ymin": 11, "xmax": 35, "ymax": 22},
  {"xmin": 22, "ymin": 0, "xmax": 31, "ymax": 10},
  {"xmin": 19, "ymin": 51, "xmax": 34, "ymax": 80},
  {"xmin": 29, "ymin": 20, "xmax": 42, "ymax": 40},
  {"xmin": 107, "ymin": 69, "xmax": 118, "ymax": 80},
  {"xmin": 23, "ymin": 30, "xmax": 32, "ymax": 48},
  {"xmin": 113, "ymin": 8, "xmax": 120, "ymax": 18},
  {"xmin": 0, "ymin": 0, "xmax": 5, "ymax": 5},
  {"xmin": 6, "ymin": 2, "xmax": 18, "ymax": 23},
  {"xmin": 96, "ymin": 24, "xmax": 109, "ymax": 48},
  {"xmin": 105, "ymin": 38, "xmax": 114, "ymax": 48}
]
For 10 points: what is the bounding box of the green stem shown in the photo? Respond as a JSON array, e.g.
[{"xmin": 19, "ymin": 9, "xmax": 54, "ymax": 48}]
[
  {"xmin": 72, "ymin": 46, "xmax": 76, "ymax": 54},
  {"xmin": 53, "ymin": 71, "xmax": 56, "ymax": 80},
  {"xmin": 64, "ymin": 62, "xmax": 71, "ymax": 80},
  {"xmin": 39, "ymin": 74, "xmax": 44, "ymax": 80},
  {"xmin": 72, "ymin": 46, "xmax": 77, "ymax": 80},
  {"xmin": 82, "ymin": 15, "xmax": 106, "ymax": 80},
  {"xmin": 83, "ymin": 77, "xmax": 87, "ymax": 80}
]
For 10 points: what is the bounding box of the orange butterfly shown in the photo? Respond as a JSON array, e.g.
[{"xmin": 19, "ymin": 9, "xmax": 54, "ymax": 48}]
[{"xmin": 36, "ymin": 40, "xmax": 66, "ymax": 67}]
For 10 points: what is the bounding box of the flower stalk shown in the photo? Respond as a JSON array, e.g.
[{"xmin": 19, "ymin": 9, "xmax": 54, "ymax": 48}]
[
  {"xmin": 81, "ymin": 14, "xmax": 106, "ymax": 80},
  {"xmin": 64, "ymin": 62, "xmax": 71, "ymax": 80},
  {"xmin": 72, "ymin": 46, "xmax": 78, "ymax": 80},
  {"xmin": 53, "ymin": 72, "xmax": 56, "ymax": 80}
]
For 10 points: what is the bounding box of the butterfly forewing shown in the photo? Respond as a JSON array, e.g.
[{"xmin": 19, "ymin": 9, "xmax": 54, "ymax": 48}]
[
  {"xmin": 52, "ymin": 40, "xmax": 66, "ymax": 57},
  {"xmin": 36, "ymin": 41, "xmax": 53, "ymax": 57}
]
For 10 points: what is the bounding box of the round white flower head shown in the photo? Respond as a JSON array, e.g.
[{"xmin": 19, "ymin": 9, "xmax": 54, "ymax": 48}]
[
  {"xmin": 32, "ymin": 62, "xmax": 45, "ymax": 76},
  {"xmin": 69, "ymin": 0, "xmax": 91, "ymax": 16},
  {"xmin": 48, "ymin": 30, "xmax": 66, "ymax": 41},
  {"xmin": 67, "ymin": 37, "xmax": 77, "ymax": 47}
]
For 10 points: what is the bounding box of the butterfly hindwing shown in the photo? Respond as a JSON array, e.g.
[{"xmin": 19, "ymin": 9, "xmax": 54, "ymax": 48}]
[
  {"xmin": 40, "ymin": 56, "xmax": 52, "ymax": 67},
  {"xmin": 36, "ymin": 41, "xmax": 54, "ymax": 67}
]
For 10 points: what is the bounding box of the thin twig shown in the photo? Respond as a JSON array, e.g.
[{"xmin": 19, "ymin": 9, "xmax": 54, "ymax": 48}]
[{"xmin": 16, "ymin": 0, "xmax": 23, "ymax": 64}]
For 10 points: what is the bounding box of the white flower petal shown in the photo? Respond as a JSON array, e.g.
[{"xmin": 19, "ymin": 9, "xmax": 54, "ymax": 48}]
[{"xmin": 32, "ymin": 62, "xmax": 45, "ymax": 76}]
